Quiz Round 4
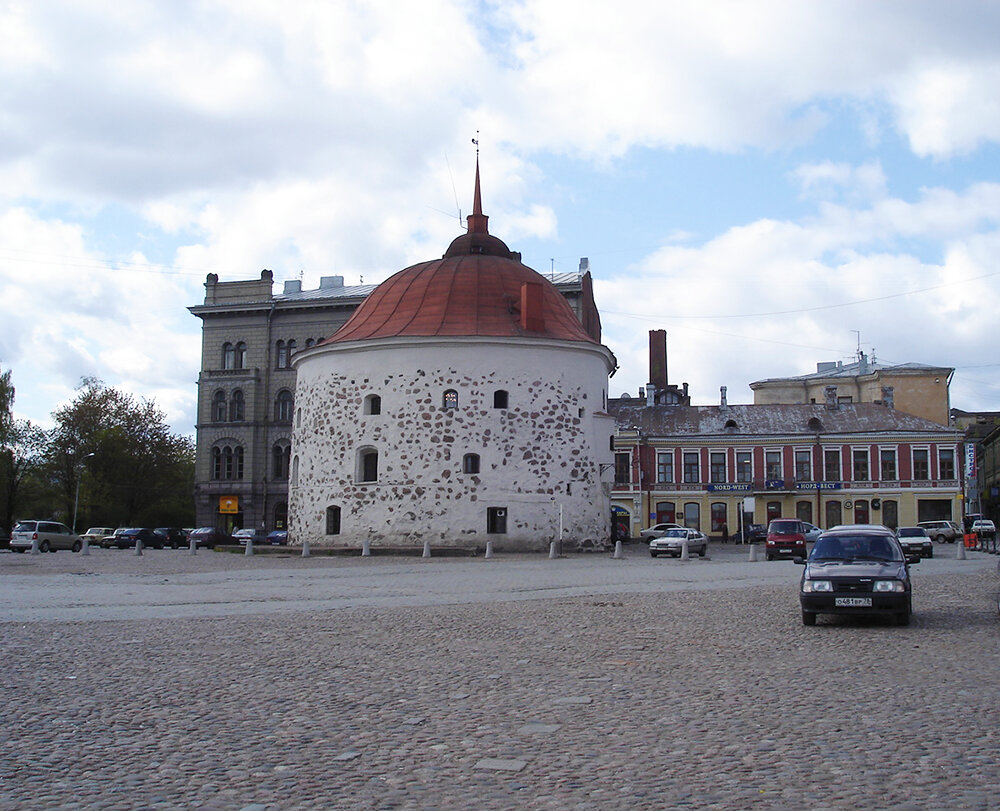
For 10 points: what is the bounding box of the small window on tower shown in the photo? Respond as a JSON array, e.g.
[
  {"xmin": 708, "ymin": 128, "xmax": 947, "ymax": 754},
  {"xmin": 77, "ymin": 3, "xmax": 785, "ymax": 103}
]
[
  {"xmin": 493, "ymin": 390, "xmax": 508, "ymax": 409},
  {"xmin": 443, "ymin": 389, "xmax": 458, "ymax": 409}
]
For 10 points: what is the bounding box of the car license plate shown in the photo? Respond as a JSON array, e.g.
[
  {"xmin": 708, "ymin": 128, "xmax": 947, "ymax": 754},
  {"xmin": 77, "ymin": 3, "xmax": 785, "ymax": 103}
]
[
  {"xmin": 780, "ymin": 548, "xmax": 792, "ymax": 554},
  {"xmin": 835, "ymin": 597, "xmax": 872, "ymax": 607}
]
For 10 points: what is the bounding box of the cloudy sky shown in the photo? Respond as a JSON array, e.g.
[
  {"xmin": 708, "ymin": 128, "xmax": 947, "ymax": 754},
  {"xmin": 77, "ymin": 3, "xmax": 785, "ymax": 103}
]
[{"xmin": 3, "ymin": 0, "xmax": 1000, "ymax": 435}]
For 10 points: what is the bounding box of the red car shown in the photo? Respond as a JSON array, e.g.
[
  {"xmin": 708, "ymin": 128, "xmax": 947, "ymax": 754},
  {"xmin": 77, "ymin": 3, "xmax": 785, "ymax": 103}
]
[{"xmin": 765, "ymin": 519, "xmax": 810, "ymax": 561}]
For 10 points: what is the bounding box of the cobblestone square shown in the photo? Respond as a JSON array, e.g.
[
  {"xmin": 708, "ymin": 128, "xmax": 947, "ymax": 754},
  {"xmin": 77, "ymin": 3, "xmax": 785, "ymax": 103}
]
[{"xmin": 2, "ymin": 547, "xmax": 998, "ymax": 809}]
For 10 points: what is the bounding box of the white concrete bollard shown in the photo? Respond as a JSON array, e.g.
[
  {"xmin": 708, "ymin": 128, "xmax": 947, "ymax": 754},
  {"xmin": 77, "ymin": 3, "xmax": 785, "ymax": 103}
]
[
  {"xmin": 135, "ymin": 539, "xmax": 143, "ymax": 556},
  {"xmin": 81, "ymin": 538, "xmax": 90, "ymax": 556},
  {"xmin": 484, "ymin": 540, "xmax": 494, "ymax": 559},
  {"xmin": 748, "ymin": 543, "xmax": 759, "ymax": 562},
  {"xmin": 362, "ymin": 539, "xmax": 371, "ymax": 557},
  {"xmin": 189, "ymin": 536, "xmax": 197, "ymax": 555},
  {"xmin": 549, "ymin": 541, "xmax": 558, "ymax": 559},
  {"xmin": 680, "ymin": 541, "xmax": 690, "ymax": 561},
  {"xmin": 422, "ymin": 540, "xmax": 432, "ymax": 558},
  {"xmin": 245, "ymin": 537, "xmax": 254, "ymax": 556},
  {"xmin": 30, "ymin": 537, "xmax": 39, "ymax": 555},
  {"xmin": 956, "ymin": 542, "xmax": 967, "ymax": 560},
  {"xmin": 612, "ymin": 540, "xmax": 624, "ymax": 559},
  {"xmin": 301, "ymin": 539, "xmax": 311, "ymax": 557}
]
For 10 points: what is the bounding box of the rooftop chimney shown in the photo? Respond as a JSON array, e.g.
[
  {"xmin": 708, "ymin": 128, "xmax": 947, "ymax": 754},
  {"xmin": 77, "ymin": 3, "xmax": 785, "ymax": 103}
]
[
  {"xmin": 579, "ymin": 257, "xmax": 590, "ymax": 273},
  {"xmin": 646, "ymin": 384, "xmax": 656, "ymax": 407},
  {"xmin": 283, "ymin": 280, "xmax": 302, "ymax": 294},
  {"xmin": 649, "ymin": 330, "xmax": 668, "ymax": 392},
  {"xmin": 882, "ymin": 386, "xmax": 894, "ymax": 410},
  {"xmin": 720, "ymin": 386, "xmax": 728, "ymax": 410},
  {"xmin": 319, "ymin": 276, "xmax": 345, "ymax": 289}
]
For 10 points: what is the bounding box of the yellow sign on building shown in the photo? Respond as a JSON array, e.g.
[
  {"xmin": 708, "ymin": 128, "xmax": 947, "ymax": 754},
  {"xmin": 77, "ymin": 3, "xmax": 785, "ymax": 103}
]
[{"xmin": 219, "ymin": 496, "xmax": 239, "ymax": 514}]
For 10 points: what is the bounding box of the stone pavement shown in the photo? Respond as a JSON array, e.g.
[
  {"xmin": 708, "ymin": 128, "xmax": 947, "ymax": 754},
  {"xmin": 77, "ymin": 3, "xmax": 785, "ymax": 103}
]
[{"xmin": 1, "ymin": 545, "xmax": 999, "ymax": 809}]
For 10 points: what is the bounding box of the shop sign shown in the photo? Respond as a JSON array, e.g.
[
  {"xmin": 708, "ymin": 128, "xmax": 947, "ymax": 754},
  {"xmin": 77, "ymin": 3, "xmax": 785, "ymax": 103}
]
[
  {"xmin": 795, "ymin": 482, "xmax": 843, "ymax": 490},
  {"xmin": 219, "ymin": 496, "xmax": 239, "ymax": 514},
  {"xmin": 706, "ymin": 483, "xmax": 752, "ymax": 492}
]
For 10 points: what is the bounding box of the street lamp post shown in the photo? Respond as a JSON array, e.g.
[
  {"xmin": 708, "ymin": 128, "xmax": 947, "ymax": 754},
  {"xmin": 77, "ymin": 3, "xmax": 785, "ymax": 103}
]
[{"xmin": 72, "ymin": 452, "xmax": 96, "ymax": 534}]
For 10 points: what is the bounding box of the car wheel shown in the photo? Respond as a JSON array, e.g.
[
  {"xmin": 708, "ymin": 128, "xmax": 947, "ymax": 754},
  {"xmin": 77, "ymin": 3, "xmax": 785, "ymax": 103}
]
[
  {"xmin": 896, "ymin": 610, "xmax": 911, "ymax": 626},
  {"xmin": 650, "ymin": 552, "xmax": 658, "ymax": 558},
  {"xmin": 698, "ymin": 546, "xmax": 707, "ymax": 557},
  {"xmin": 927, "ymin": 550, "xmax": 933, "ymax": 558},
  {"xmin": 935, "ymin": 535, "xmax": 946, "ymax": 544},
  {"xmin": 802, "ymin": 610, "xmax": 817, "ymax": 626},
  {"xmin": 765, "ymin": 553, "xmax": 774, "ymax": 561},
  {"xmin": 39, "ymin": 540, "xmax": 51, "ymax": 553},
  {"xmin": 72, "ymin": 540, "xmax": 82, "ymax": 553}
]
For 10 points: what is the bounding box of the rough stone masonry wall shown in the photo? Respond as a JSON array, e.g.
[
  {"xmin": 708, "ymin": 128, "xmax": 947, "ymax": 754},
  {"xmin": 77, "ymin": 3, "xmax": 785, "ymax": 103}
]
[{"xmin": 289, "ymin": 340, "xmax": 612, "ymax": 551}]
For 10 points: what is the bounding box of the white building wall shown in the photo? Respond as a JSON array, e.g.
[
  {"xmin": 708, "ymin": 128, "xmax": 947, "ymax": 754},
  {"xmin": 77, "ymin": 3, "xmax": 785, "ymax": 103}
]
[{"xmin": 289, "ymin": 336, "xmax": 615, "ymax": 551}]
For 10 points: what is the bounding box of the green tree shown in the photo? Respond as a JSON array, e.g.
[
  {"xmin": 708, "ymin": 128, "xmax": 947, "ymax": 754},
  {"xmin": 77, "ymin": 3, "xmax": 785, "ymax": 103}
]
[
  {"xmin": 0, "ymin": 418, "xmax": 47, "ymax": 534},
  {"xmin": 47, "ymin": 378, "xmax": 194, "ymax": 528}
]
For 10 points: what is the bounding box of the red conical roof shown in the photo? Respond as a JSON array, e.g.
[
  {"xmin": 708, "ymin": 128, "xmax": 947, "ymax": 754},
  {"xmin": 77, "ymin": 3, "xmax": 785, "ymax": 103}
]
[{"xmin": 321, "ymin": 163, "xmax": 597, "ymax": 345}]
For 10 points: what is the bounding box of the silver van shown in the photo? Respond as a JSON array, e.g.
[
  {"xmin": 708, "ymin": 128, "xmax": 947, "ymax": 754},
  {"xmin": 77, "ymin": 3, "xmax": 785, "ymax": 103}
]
[{"xmin": 10, "ymin": 520, "xmax": 83, "ymax": 553}]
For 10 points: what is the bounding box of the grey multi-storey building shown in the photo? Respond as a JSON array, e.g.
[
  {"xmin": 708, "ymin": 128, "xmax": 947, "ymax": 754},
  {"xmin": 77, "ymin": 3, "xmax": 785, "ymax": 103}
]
[{"xmin": 189, "ymin": 262, "xmax": 601, "ymax": 533}]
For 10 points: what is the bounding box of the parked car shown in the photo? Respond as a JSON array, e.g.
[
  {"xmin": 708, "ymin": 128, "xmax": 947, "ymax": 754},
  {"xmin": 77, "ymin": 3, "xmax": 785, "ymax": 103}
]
[
  {"xmin": 917, "ymin": 520, "xmax": 962, "ymax": 544},
  {"xmin": 10, "ymin": 520, "xmax": 83, "ymax": 553},
  {"xmin": 649, "ymin": 527, "xmax": 708, "ymax": 558},
  {"xmin": 81, "ymin": 527, "xmax": 114, "ymax": 547},
  {"xmin": 266, "ymin": 530, "xmax": 288, "ymax": 546},
  {"xmin": 971, "ymin": 519, "xmax": 996, "ymax": 539},
  {"xmin": 733, "ymin": 523, "xmax": 766, "ymax": 544},
  {"xmin": 639, "ymin": 522, "xmax": 684, "ymax": 542},
  {"xmin": 233, "ymin": 528, "xmax": 270, "ymax": 546},
  {"xmin": 115, "ymin": 528, "xmax": 161, "ymax": 550},
  {"xmin": 101, "ymin": 528, "xmax": 129, "ymax": 548},
  {"xmin": 187, "ymin": 527, "xmax": 234, "ymax": 548},
  {"xmin": 896, "ymin": 526, "xmax": 934, "ymax": 558},
  {"xmin": 765, "ymin": 519, "xmax": 820, "ymax": 561},
  {"xmin": 797, "ymin": 526, "xmax": 918, "ymax": 626},
  {"xmin": 153, "ymin": 527, "xmax": 189, "ymax": 548}
]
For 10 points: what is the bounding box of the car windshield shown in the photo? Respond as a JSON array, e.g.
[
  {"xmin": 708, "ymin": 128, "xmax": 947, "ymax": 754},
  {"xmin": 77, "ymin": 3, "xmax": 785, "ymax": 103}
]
[
  {"xmin": 897, "ymin": 528, "xmax": 926, "ymax": 537},
  {"xmin": 662, "ymin": 529, "xmax": 688, "ymax": 538},
  {"xmin": 770, "ymin": 521, "xmax": 798, "ymax": 533},
  {"xmin": 810, "ymin": 534, "xmax": 900, "ymax": 561}
]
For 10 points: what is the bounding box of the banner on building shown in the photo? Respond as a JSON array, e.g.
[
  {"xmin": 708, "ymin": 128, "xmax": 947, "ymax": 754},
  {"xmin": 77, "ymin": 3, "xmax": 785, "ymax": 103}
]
[{"xmin": 219, "ymin": 496, "xmax": 239, "ymax": 514}]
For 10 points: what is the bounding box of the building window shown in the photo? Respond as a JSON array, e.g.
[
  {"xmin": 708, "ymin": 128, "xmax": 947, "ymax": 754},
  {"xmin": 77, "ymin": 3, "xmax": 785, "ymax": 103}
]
[
  {"xmin": 683, "ymin": 452, "xmax": 699, "ymax": 484},
  {"xmin": 305, "ymin": 338, "xmax": 315, "ymax": 349},
  {"xmin": 275, "ymin": 389, "xmax": 293, "ymax": 423},
  {"xmin": 838, "ymin": 395, "xmax": 853, "ymax": 405},
  {"xmin": 882, "ymin": 500, "xmax": 898, "ymax": 530},
  {"xmin": 443, "ymin": 389, "xmax": 458, "ymax": 409},
  {"xmin": 711, "ymin": 502, "xmax": 727, "ymax": 533},
  {"xmin": 276, "ymin": 340, "xmax": 296, "ymax": 369},
  {"xmin": 222, "ymin": 342, "xmax": 235, "ymax": 369},
  {"xmin": 229, "ymin": 389, "xmax": 245, "ymax": 422},
  {"xmin": 854, "ymin": 499, "xmax": 870, "ymax": 524},
  {"xmin": 824, "ymin": 449, "xmax": 840, "ymax": 482},
  {"xmin": 614, "ymin": 452, "xmax": 630, "ymax": 484},
  {"xmin": 656, "ymin": 452, "xmax": 673, "ymax": 483},
  {"xmin": 493, "ymin": 390, "xmax": 508, "ymax": 409},
  {"xmin": 463, "ymin": 453, "xmax": 480, "ymax": 474},
  {"xmin": 852, "ymin": 449, "xmax": 870, "ymax": 481},
  {"xmin": 655, "ymin": 501, "xmax": 676, "ymax": 523},
  {"xmin": 766, "ymin": 501, "xmax": 782, "ymax": 523},
  {"xmin": 765, "ymin": 450, "xmax": 782, "ymax": 480},
  {"xmin": 825, "ymin": 500, "xmax": 842, "ymax": 529},
  {"xmin": 794, "ymin": 450, "xmax": 811, "ymax": 482},
  {"xmin": 273, "ymin": 443, "xmax": 291, "ymax": 480},
  {"xmin": 736, "ymin": 451, "xmax": 752, "ymax": 483},
  {"xmin": 291, "ymin": 454, "xmax": 299, "ymax": 486},
  {"xmin": 212, "ymin": 390, "xmax": 227, "ymax": 422},
  {"xmin": 358, "ymin": 449, "xmax": 378, "ymax": 483},
  {"xmin": 796, "ymin": 501, "xmax": 813, "ymax": 523},
  {"xmin": 939, "ymin": 448, "xmax": 955, "ymax": 480},
  {"xmin": 487, "ymin": 507, "xmax": 507, "ymax": 534},
  {"xmin": 880, "ymin": 449, "xmax": 897, "ymax": 481},
  {"xmin": 325, "ymin": 506, "xmax": 341, "ymax": 535},
  {"xmin": 913, "ymin": 449, "xmax": 929, "ymax": 480},
  {"xmin": 364, "ymin": 394, "xmax": 382, "ymax": 415},
  {"xmin": 214, "ymin": 445, "xmax": 244, "ymax": 481},
  {"xmin": 683, "ymin": 502, "xmax": 700, "ymax": 530},
  {"xmin": 710, "ymin": 452, "xmax": 726, "ymax": 484}
]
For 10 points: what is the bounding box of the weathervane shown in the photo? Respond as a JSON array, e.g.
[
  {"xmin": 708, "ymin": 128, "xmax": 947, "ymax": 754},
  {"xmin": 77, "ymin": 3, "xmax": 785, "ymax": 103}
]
[{"xmin": 472, "ymin": 130, "xmax": 479, "ymax": 157}]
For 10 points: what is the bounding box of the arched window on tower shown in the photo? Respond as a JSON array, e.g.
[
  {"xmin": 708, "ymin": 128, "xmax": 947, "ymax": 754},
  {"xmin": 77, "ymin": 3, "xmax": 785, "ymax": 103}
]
[
  {"xmin": 275, "ymin": 389, "xmax": 293, "ymax": 423},
  {"xmin": 364, "ymin": 394, "xmax": 382, "ymax": 415},
  {"xmin": 234, "ymin": 342, "xmax": 247, "ymax": 369},
  {"xmin": 493, "ymin": 390, "xmax": 508, "ymax": 409},
  {"xmin": 229, "ymin": 389, "xmax": 245, "ymax": 422},
  {"xmin": 443, "ymin": 389, "xmax": 458, "ymax": 409},
  {"xmin": 212, "ymin": 391, "xmax": 227, "ymax": 422},
  {"xmin": 222, "ymin": 343, "xmax": 235, "ymax": 370},
  {"xmin": 357, "ymin": 448, "xmax": 379, "ymax": 483},
  {"xmin": 272, "ymin": 442, "xmax": 291, "ymax": 480}
]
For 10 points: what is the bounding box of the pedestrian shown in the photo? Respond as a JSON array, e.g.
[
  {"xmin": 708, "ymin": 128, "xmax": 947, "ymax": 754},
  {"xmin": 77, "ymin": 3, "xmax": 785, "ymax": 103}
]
[{"xmin": 721, "ymin": 523, "xmax": 729, "ymax": 544}]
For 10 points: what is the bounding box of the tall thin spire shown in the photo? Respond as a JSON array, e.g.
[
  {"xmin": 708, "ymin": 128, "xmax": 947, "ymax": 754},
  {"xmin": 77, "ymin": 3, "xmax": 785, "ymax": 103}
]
[{"xmin": 466, "ymin": 138, "xmax": 489, "ymax": 235}]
